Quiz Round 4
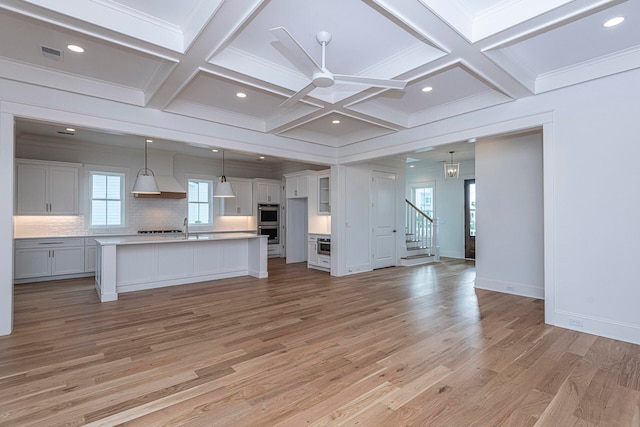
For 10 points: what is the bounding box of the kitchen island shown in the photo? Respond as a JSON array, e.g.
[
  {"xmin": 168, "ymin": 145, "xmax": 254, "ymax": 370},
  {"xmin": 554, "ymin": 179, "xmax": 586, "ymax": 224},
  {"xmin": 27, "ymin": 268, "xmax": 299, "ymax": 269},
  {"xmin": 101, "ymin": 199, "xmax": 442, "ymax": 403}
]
[{"xmin": 94, "ymin": 233, "xmax": 268, "ymax": 302}]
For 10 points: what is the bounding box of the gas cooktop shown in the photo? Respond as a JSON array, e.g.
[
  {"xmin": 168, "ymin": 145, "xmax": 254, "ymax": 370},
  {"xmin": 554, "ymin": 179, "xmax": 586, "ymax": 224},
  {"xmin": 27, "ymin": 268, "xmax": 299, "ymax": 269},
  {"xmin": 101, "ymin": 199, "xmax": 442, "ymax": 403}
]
[{"xmin": 137, "ymin": 230, "xmax": 183, "ymax": 234}]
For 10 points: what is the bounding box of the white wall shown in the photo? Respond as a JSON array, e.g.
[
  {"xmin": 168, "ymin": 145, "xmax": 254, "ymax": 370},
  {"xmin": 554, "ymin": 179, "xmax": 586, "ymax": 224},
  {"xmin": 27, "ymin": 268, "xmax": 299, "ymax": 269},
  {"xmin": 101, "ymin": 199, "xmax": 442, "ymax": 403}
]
[
  {"xmin": 0, "ymin": 113, "xmax": 14, "ymax": 335},
  {"xmin": 406, "ymin": 159, "xmax": 475, "ymax": 258},
  {"xmin": 336, "ymin": 159, "xmax": 404, "ymax": 275},
  {"xmin": 344, "ymin": 164, "xmax": 372, "ymax": 274},
  {"xmin": 551, "ymin": 76, "xmax": 640, "ymax": 341},
  {"xmin": 475, "ymin": 132, "xmax": 544, "ymax": 299}
]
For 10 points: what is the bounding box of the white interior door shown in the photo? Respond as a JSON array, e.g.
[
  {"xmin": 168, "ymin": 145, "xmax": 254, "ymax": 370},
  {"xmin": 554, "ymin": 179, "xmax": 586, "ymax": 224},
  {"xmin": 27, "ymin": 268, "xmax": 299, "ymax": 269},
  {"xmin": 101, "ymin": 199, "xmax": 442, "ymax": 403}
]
[
  {"xmin": 372, "ymin": 171, "xmax": 397, "ymax": 269},
  {"xmin": 286, "ymin": 198, "xmax": 308, "ymax": 264}
]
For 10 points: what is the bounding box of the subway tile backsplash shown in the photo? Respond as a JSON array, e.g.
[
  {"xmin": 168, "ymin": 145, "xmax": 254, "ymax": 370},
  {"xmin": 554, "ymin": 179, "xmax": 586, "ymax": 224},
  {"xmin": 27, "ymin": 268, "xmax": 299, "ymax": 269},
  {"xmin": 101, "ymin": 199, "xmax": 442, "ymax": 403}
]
[{"xmin": 15, "ymin": 197, "xmax": 254, "ymax": 238}]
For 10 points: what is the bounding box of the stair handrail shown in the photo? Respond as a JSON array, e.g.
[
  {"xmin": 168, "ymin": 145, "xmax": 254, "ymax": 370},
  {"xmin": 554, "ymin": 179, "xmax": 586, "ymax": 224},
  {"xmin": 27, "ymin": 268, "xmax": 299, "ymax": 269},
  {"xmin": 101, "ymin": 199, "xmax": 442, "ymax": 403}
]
[{"xmin": 405, "ymin": 199, "xmax": 433, "ymax": 223}]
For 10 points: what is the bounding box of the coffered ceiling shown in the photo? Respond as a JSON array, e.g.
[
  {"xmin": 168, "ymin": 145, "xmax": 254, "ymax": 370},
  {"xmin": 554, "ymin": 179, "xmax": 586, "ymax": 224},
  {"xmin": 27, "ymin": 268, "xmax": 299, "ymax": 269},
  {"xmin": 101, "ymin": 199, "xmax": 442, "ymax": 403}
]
[{"xmin": 1, "ymin": 0, "xmax": 637, "ymax": 151}]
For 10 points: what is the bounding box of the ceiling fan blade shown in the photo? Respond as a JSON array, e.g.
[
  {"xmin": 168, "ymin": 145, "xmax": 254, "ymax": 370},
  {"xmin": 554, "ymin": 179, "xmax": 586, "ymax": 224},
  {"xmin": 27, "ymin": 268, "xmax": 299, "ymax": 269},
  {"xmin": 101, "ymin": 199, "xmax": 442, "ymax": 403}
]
[
  {"xmin": 333, "ymin": 74, "xmax": 407, "ymax": 89},
  {"xmin": 270, "ymin": 27, "xmax": 323, "ymax": 78},
  {"xmin": 280, "ymin": 82, "xmax": 316, "ymax": 108}
]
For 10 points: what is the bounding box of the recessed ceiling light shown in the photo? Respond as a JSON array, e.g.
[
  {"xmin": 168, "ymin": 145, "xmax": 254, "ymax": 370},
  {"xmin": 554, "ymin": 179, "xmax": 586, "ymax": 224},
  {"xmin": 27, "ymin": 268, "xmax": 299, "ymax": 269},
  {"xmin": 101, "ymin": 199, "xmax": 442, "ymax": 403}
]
[
  {"xmin": 65, "ymin": 128, "xmax": 75, "ymax": 132},
  {"xmin": 603, "ymin": 17, "xmax": 624, "ymax": 27},
  {"xmin": 467, "ymin": 138, "xmax": 477, "ymax": 143},
  {"xmin": 145, "ymin": 139, "xmax": 153, "ymax": 143},
  {"xmin": 236, "ymin": 92, "xmax": 247, "ymax": 98},
  {"xmin": 421, "ymin": 86, "xmax": 433, "ymax": 92},
  {"xmin": 67, "ymin": 44, "xmax": 85, "ymax": 53},
  {"xmin": 409, "ymin": 165, "xmax": 415, "ymax": 168},
  {"xmin": 211, "ymin": 149, "xmax": 219, "ymax": 153},
  {"xmin": 332, "ymin": 120, "xmax": 340, "ymax": 124},
  {"xmin": 259, "ymin": 156, "xmax": 265, "ymax": 160}
]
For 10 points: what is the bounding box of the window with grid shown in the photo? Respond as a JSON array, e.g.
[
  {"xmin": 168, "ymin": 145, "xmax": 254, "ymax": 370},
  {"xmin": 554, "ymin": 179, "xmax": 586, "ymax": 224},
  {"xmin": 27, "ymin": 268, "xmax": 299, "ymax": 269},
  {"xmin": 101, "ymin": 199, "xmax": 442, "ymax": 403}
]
[
  {"xmin": 188, "ymin": 179, "xmax": 213, "ymax": 225},
  {"xmin": 90, "ymin": 172, "xmax": 124, "ymax": 227}
]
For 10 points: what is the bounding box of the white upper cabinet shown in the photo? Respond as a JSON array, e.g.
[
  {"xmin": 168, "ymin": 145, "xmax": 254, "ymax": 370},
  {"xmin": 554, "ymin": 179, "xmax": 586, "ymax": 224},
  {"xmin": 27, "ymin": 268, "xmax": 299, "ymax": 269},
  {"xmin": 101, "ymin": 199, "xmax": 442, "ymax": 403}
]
[
  {"xmin": 220, "ymin": 179, "xmax": 253, "ymax": 216},
  {"xmin": 286, "ymin": 174, "xmax": 309, "ymax": 198},
  {"xmin": 318, "ymin": 174, "xmax": 330, "ymax": 215},
  {"xmin": 256, "ymin": 180, "xmax": 281, "ymax": 204},
  {"xmin": 16, "ymin": 159, "xmax": 80, "ymax": 215}
]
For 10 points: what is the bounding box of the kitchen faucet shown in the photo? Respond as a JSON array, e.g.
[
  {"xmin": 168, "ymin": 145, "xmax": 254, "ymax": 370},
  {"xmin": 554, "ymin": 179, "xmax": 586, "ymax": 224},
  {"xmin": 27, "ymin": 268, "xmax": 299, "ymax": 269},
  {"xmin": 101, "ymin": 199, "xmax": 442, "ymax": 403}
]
[{"xmin": 183, "ymin": 217, "xmax": 189, "ymax": 239}]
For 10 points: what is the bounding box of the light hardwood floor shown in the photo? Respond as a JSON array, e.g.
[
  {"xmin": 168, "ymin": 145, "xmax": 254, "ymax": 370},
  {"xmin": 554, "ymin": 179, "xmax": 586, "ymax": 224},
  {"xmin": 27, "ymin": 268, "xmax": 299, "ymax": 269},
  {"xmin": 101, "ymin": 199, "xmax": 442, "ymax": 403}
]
[{"xmin": 1, "ymin": 258, "xmax": 639, "ymax": 426}]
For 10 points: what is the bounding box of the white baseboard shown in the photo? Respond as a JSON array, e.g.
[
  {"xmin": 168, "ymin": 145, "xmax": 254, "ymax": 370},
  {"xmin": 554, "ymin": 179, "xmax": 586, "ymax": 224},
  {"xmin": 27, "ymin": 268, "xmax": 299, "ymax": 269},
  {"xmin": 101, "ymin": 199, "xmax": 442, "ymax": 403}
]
[
  {"xmin": 343, "ymin": 263, "xmax": 372, "ymax": 276},
  {"xmin": 554, "ymin": 310, "xmax": 640, "ymax": 346},
  {"xmin": 14, "ymin": 271, "xmax": 94, "ymax": 284},
  {"xmin": 475, "ymin": 277, "xmax": 544, "ymax": 299},
  {"xmin": 400, "ymin": 255, "xmax": 437, "ymax": 266},
  {"xmin": 439, "ymin": 250, "xmax": 465, "ymax": 259}
]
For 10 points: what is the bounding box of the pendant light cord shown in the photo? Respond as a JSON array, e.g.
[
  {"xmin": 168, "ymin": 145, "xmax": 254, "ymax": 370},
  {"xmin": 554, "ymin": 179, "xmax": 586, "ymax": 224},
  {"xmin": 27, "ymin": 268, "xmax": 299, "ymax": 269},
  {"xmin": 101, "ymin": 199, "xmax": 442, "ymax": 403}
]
[
  {"xmin": 221, "ymin": 150, "xmax": 227, "ymax": 183},
  {"xmin": 144, "ymin": 139, "xmax": 149, "ymax": 171}
]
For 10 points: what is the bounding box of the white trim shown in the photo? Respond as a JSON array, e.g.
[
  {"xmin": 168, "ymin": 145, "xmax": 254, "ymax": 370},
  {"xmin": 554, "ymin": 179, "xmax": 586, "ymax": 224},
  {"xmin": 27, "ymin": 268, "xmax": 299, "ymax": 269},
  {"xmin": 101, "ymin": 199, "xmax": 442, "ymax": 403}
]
[
  {"xmin": 0, "ymin": 112, "xmax": 14, "ymax": 335},
  {"xmin": 542, "ymin": 122, "xmax": 556, "ymax": 324},
  {"xmin": 186, "ymin": 176, "xmax": 214, "ymax": 227},
  {"xmin": 475, "ymin": 277, "xmax": 545, "ymax": 299},
  {"xmin": 554, "ymin": 310, "xmax": 640, "ymax": 346},
  {"xmin": 88, "ymin": 170, "xmax": 127, "ymax": 229}
]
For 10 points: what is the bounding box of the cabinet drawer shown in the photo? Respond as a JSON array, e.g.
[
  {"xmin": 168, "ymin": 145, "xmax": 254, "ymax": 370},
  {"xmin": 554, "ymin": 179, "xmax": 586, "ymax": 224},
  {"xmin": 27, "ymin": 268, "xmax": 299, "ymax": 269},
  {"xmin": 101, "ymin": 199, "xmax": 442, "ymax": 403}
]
[
  {"xmin": 317, "ymin": 255, "xmax": 331, "ymax": 267},
  {"xmin": 267, "ymin": 245, "xmax": 280, "ymax": 256},
  {"xmin": 15, "ymin": 238, "xmax": 84, "ymax": 249}
]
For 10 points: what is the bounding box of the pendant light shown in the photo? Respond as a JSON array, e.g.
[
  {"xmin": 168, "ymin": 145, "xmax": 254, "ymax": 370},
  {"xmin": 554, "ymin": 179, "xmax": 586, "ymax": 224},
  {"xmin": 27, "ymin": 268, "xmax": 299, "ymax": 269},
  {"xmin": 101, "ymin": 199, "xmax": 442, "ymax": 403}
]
[
  {"xmin": 132, "ymin": 138, "xmax": 160, "ymax": 194},
  {"xmin": 444, "ymin": 151, "xmax": 460, "ymax": 179},
  {"xmin": 214, "ymin": 150, "xmax": 235, "ymax": 198}
]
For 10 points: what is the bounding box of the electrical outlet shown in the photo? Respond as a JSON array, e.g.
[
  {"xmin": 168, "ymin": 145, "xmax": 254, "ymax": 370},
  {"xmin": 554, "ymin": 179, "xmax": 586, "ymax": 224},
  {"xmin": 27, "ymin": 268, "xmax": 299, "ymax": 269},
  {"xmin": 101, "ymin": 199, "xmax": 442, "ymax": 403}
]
[{"xmin": 568, "ymin": 317, "xmax": 584, "ymax": 328}]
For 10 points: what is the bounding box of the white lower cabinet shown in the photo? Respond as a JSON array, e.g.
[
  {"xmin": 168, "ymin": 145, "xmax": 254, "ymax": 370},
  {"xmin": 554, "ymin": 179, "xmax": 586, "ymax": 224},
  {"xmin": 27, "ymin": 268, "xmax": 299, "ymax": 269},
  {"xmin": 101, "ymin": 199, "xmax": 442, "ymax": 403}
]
[
  {"xmin": 308, "ymin": 239, "xmax": 318, "ymax": 266},
  {"xmin": 267, "ymin": 243, "xmax": 281, "ymax": 258},
  {"xmin": 51, "ymin": 246, "xmax": 85, "ymax": 275},
  {"xmin": 14, "ymin": 248, "xmax": 51, "ymax": 279},
  {"xmin": 85, "ymin": 238, "xmax": 97, "ymax": 273},
  {"xmin": 307, "ymin": 234, "xmax": 330, "ymax": 271},
  {"xmin": 15, "ymin": 238, "xmax": 85, "ymax": 281}
]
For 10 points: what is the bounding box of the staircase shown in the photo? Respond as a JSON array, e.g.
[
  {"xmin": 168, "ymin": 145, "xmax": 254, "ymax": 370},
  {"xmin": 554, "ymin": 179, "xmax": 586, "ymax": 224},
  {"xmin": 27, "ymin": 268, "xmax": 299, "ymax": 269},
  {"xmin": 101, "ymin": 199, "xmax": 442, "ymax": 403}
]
[{"xmin": 401, "ymin": 199, "xmax": 439, "ymax": 266}]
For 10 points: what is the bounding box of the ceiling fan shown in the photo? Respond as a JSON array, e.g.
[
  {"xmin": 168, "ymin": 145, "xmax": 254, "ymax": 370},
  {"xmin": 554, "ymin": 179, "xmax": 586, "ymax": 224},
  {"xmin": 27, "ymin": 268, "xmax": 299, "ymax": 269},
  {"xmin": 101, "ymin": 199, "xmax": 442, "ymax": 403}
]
[{"xmin": 270, "ymin": 27, "xmax": 408, "ymax": 108}]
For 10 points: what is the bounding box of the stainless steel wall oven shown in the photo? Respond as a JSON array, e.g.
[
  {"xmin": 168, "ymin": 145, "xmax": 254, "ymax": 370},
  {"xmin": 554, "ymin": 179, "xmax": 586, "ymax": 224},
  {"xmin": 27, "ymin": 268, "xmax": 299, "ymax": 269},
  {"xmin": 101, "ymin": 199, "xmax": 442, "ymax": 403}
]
[
  {"xmin": 257, "ymin": 204, "xmax": 280, "ymax": 244},
  {"xmin": 317, "ymin": 237, "xmax": 331, "ymax": 255}
]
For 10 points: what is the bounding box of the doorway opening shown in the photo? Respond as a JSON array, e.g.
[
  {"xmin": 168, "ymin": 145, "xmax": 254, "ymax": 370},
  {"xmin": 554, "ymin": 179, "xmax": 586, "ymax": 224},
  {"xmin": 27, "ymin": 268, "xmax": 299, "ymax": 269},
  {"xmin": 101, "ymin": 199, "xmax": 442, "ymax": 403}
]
[{"xmin": 464, "ymin": 178, "xmax": 476, "ymax": 259}]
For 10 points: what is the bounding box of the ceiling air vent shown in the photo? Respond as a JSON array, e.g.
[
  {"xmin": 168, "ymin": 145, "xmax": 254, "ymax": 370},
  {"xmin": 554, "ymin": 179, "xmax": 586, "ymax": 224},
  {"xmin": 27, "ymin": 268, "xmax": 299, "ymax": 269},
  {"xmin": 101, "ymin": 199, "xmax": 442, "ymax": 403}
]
[{"xmin": 41, "ymin": 46, "xmax": 63, "ymax": 61}]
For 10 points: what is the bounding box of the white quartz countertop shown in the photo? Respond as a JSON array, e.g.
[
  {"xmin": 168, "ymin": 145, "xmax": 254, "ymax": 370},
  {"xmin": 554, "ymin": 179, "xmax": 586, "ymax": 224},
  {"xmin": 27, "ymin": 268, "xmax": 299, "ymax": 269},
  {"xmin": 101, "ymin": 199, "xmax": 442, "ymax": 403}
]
[
  {"xmin": 15, "ymin": 230, "xmax": 258, "ymax": 240},
  {"xmin": 95, "ymin": 232, "xmax": 264, "ymax": 246}
]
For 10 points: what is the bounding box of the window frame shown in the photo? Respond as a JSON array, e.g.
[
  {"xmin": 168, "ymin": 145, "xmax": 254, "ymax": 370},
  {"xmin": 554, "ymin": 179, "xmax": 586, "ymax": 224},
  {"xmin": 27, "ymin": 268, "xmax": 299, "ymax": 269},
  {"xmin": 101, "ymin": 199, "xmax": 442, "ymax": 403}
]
[
  {"xmin": 88, "ymin": 169, "xmax": 126, "ymax": 229},
  {"xmin": 410, "ymin": 181, "xmax": 435, "ymax": 219},
  {"xmin": 186, "ymin": 176, "xmax": 214, "ymax": 227}
]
